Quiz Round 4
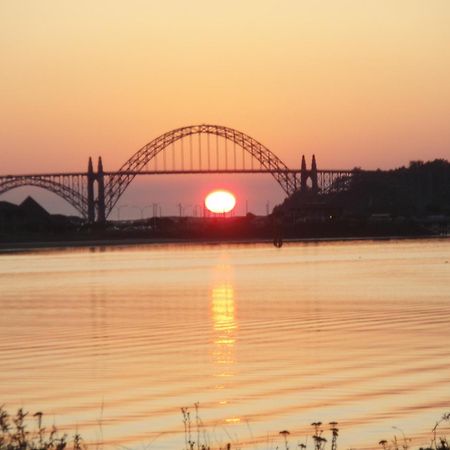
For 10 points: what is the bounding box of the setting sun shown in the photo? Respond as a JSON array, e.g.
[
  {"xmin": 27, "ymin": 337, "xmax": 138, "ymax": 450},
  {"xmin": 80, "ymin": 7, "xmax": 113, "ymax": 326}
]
[{"xmin": 205, "ymin": 190, "xmax": 236, "ymax": 214}]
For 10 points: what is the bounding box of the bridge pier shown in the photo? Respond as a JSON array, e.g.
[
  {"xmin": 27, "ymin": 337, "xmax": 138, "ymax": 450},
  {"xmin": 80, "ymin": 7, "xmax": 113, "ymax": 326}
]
[
  {"xmin": 301, "ymin": 155, "xmax": 307, "ymax": 191},
  {"xmin": 87, "ymin": 158, "xmax": 95, "ymax": 223},
  {"xmin": 86, "ymin": 156, "xmax": 106, "ymax": 224},
  {"xmin": 97, "ymin": 157, "xmax": 106, "ymax": 223},
  {"xmin": 300, "ymin": 154, "xmax": 319, "ymax": 193},
  {"xmin": 311, "ymin": 154, "xmax": 318, "ymax": 193}
]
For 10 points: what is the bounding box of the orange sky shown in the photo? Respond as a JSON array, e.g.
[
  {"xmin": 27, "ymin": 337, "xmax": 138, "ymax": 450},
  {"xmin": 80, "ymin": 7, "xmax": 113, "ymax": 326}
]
[{"xmin": 1, "ymin": 1, "xmax": 450, "ymax": 215}]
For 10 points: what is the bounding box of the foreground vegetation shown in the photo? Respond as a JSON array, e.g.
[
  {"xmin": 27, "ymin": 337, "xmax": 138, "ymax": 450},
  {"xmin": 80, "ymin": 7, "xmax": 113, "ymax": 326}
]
[
  {"xmin": 0, "ymin": 407, "xmax": 85, "ymax": 450},
  {"xmin": 1, "ymin": 405, "xmax": 449, "ymax": 450},
  {"xmin": 180, "ymin": 405, "xmax": 450, "ymax": 450}
]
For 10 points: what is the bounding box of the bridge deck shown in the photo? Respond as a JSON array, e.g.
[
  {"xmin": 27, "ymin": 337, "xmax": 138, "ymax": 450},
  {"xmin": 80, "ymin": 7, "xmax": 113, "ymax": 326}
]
[{"xmin": 1, "ymin": 169, "xmax": 358, "ymax": 178}]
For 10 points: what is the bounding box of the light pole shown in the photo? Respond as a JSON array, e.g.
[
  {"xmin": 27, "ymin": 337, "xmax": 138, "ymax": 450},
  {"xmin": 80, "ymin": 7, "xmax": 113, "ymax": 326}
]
[
  {"xmin": 184, "ymin": 204, "xmax": 192, "ymax": 217},
  {"xmin": 141, "ymin": 205, "xmax": 154, "ymax": 220},
  {"xmin": 150, "ymin": 203, "xmax": 160, "ymax": 229},
  {"xmin": 193, "ymin": 204, "xmax": 201, "ymax": 217},
  {"xmin": 130, "ymin": 205, "xmax": 154, "ymax": 221},
  {"xmin": 184, "ymin": 204, "xmax": 202, "ymax": 217},
  {"xmin": 129, "ymin": 205, "xmax": 143, "ymax": 220},
  {"xmin": 117, "ymin": 204, "xmax": 128, "ymax": 220}
]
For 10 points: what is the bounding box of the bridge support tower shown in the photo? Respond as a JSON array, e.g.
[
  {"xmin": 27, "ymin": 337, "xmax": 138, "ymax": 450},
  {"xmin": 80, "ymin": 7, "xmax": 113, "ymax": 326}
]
[
  {"xmin": 300, "ymin": 154, "xmax": 319, "ymax": 193},
  {"xmin": 87, "ymin": 156, "xmax": 106, "ymax": 223}
]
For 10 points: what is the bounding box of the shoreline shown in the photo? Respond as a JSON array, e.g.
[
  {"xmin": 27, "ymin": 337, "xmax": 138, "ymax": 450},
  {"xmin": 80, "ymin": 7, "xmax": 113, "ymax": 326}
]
[{"xmin": 0, "ymin": 234, "xmax": 448, "ymax": 253}]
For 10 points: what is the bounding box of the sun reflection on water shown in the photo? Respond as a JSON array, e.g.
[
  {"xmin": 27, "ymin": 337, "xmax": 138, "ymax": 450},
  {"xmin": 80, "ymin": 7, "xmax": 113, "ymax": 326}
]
[
  {"xmin": 210, "ymin": 281, "xmax": 240, "ymax": 425},
  {"xmin": 210, "ymin": 283, "xmax": 237, "ymax": 381}
]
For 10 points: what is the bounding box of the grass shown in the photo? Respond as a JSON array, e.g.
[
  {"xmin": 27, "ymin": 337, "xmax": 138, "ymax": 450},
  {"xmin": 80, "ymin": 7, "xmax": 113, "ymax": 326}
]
[
  {"xmin": 0, "ymin": 406, "xmax": 85, "ymax": 450},
  {"xmin": 179, "ymin": 407, "xmax": 450, "ymax": 450},
  {"xmin": 179, "ymin": 410, "xmax": 338, "ymax": 450},
  {"xmin": 178, "ymin": 406, "xmax": 450, "ymax": 450},
  {"xmin": 1, "ymin": 405, "xmax": 449, "ymax": 450}
]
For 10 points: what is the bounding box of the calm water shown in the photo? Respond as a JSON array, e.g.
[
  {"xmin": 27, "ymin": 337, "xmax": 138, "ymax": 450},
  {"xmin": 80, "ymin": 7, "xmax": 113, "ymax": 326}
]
[{"xmin": 1, "ymin": 240, "xmax": 449, "ymax": 449}]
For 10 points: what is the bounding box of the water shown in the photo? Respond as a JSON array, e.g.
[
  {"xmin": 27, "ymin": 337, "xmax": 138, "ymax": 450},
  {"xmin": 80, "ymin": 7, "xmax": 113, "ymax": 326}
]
[{"xmin": 0, "ymin": 239, "xmax": 449, "ymax": 449}]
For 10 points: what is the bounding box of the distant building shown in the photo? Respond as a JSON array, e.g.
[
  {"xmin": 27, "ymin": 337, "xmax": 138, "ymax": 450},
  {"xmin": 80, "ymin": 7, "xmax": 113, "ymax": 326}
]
[{"xmin": 0, "ymin": 196, "xmax": 80, "ymax": 235}]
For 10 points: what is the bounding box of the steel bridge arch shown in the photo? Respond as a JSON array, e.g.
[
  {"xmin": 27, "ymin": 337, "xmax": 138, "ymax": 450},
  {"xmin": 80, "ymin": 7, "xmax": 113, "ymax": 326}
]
[
  {"xmin": 105, "ymin": 124, "xmax": 295, "ymax": 216},
  {"xmin": 0, "ymin": 176, "xmax": 87, "ymax": 217}
]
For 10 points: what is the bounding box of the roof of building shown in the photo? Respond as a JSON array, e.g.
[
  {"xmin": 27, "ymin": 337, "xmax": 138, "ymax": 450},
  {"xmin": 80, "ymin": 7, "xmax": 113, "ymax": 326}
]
[{"xmin": 19, "ymin": 196, "xmax": 50, "ymax": 218}]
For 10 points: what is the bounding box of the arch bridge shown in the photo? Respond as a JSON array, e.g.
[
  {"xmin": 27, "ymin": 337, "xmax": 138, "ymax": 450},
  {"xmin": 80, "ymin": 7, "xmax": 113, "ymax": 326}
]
[{"xmin": 0, "ymin": 124, "xmax": 355, "ymax": 222}]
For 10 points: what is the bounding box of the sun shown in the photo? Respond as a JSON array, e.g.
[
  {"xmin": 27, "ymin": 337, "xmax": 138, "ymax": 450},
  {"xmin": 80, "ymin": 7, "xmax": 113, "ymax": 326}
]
[{"xmin": 205, "ymin": 190, "xmax": 236, "ymax": 214}]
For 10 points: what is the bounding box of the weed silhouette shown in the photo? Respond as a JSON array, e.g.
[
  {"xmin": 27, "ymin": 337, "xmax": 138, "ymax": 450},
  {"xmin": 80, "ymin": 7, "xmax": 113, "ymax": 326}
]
[{"xmin": 0, "ymin": 406, "xmax": 86, "ymax": 450}]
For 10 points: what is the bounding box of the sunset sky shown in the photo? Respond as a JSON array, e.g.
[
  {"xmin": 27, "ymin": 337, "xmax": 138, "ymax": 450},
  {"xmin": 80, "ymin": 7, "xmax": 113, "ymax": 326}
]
[{"xmin": 1, "ymin": 1, "xmax": 450, "ymax": 216}]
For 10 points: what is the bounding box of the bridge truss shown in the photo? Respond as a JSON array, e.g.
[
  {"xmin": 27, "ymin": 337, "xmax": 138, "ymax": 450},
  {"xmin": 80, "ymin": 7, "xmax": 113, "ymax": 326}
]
[
  {"xmin": 0, "ymin": 124, "xmax": 355, "ymax": 222},
  {"xmin": 0, "ymin": 173, "xmax": 88, "ymax": 217},
  {"xmin": 105, "ymin": 124, "xmax": 300, "ymax": 216}
]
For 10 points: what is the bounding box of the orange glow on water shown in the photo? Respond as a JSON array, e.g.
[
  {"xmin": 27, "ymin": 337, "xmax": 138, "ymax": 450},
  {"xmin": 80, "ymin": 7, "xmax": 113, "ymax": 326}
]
[{"xmin": 205, "ymin": 190, "xmax": 236, "ymax": 214}]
